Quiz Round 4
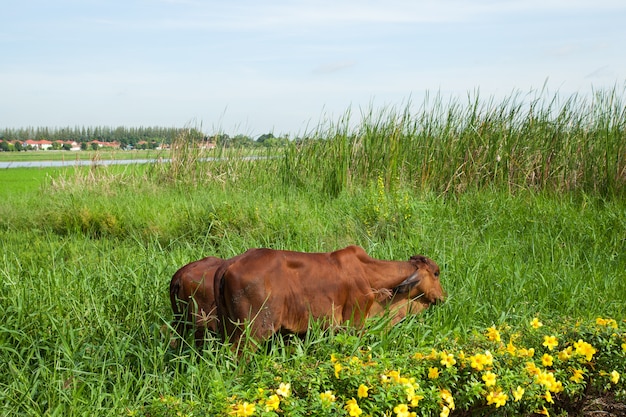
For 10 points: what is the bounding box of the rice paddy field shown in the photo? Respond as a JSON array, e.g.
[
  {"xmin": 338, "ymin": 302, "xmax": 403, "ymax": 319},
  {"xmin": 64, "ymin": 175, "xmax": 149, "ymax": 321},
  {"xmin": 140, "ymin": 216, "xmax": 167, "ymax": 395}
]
[
  {"xmin": 1, "ymin": 90, "xmax": 625, "ymax": 416},
  {"xmin": 0, "ymin": 149, "xmax": 167, "ymax": 163}
]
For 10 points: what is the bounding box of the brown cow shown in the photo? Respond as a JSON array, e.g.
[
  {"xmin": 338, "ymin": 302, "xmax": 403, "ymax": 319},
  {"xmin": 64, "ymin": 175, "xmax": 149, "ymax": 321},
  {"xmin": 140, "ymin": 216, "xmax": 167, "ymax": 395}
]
[
  {"xmin": 214, "ymin": 245, "xmax": 445, "ymax": 347},
  {"xmin": 169, "ymin": 256, "xmax": 224, "ymax": 345}
]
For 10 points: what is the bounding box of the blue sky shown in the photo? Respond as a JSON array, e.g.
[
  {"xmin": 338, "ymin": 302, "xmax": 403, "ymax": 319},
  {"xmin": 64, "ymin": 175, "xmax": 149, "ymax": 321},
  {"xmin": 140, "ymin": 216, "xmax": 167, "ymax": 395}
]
[{"xmin": 2, "ymin": 0, "xmax": 625, "ymax": 137}]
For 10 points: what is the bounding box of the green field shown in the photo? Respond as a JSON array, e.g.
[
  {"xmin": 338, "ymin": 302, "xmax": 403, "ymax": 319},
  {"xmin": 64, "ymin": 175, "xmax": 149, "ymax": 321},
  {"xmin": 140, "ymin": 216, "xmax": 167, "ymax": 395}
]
[
  {"xmin": 0, "ymin": 149, "xmax": 169, "ymax": 162},
  {"xmin": 1, "ymin": 90, "xmax": 625, "ymax": 416}
]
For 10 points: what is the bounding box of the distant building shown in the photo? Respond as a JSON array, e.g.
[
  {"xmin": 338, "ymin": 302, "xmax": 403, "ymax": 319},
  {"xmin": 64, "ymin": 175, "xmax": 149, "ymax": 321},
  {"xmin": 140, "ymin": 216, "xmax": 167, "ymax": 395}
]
[
  {"xmin": 88, "ymin": 140, "xmax": 121, "ymax": 149},
  {"xmin": 24, "ymin": 139, "xmax": 53, "ymax": 150},
  {"xmin": 64, "ymin": 141, "xmax": 81, "ymax": 151}
]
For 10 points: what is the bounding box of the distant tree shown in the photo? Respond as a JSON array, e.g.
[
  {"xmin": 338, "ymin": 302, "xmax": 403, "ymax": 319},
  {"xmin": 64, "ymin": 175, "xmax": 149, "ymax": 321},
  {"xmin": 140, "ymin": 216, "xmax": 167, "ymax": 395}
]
[
  {"xmin": 62, "ymin": 143, "xmax": 72, "ymax": 151},
  {"xmin": 256, "ymin": 133, "xmax": 274, "ymax": 146},
  {"xmin": 91, "ymin": 142, "xmax": 99, "ymax": 151},
  {"xmin": 0, "ymin": 141, "xmax": 9, "ymax": 152},
  {"xmin": 14, "ymin": 141, "xmax": 23, "ymax": 151},
  {"xmin": 81, "ymin": 142, "xmax": 88, "ymax": 150},
  {"xmin": 256, "ymin": 133, "xmax": 290, "ymax": 147},
  {"xmin": 209, "ymin": 133, "xmax": 230, "ymax": 147},
  {"xmin": 231, "ymin": 134, "xmax": 253, "ymax": 147}
]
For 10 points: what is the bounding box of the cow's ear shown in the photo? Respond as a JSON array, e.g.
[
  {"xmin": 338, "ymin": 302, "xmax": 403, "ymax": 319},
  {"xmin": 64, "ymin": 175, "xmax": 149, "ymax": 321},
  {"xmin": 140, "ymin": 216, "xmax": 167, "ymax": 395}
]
[
  {"xmin": 393, "ymin": 270, "xmax": 420, "ymax": 294},
  {"xmin": 409, "ymin": 255, "xmax": 427, "ymax": 265}
]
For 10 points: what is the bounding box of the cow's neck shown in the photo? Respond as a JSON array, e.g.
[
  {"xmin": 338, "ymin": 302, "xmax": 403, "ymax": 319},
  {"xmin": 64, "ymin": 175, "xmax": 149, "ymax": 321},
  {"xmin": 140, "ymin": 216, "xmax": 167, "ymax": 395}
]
[{"xmin": 363, "ymin": 260, "xmax": 415, "ymax": 290}]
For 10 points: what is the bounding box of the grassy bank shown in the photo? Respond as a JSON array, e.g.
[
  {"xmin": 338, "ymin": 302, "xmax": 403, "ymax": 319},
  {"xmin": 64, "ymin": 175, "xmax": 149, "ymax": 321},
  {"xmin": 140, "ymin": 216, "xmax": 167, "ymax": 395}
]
[
  {"xmin": 1, "ymin": 89, "xmax": 625, "ymax": 416},
  {"xmin": 0, "ymin": 149, "xmax": 169, "ymax": 162}
]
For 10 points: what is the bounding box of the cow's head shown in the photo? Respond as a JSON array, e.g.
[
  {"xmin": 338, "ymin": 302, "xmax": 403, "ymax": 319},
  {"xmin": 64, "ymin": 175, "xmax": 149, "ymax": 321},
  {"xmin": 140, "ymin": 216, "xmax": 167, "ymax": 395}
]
[{"xmin": 394, "ymin": 255, "xmax": 446, "ymax": 306}]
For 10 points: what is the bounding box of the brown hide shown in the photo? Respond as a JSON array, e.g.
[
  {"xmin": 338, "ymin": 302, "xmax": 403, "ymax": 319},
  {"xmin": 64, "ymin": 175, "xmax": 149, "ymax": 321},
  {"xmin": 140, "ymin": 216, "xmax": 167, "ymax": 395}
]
[
  {"xmin": 169, "ymin": 256, "xmax": 223, "ymax": 344},
  {"xmin": 215, "ymin": 246, "xmax": 445, "ymax": 345}
]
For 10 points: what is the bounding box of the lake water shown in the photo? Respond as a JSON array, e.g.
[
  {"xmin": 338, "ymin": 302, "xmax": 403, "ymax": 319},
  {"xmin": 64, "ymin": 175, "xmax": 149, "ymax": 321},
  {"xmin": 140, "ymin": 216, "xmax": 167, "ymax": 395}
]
[{"xmin": 0, "ymin": 155, "xmax": 269, "ymax": 169}]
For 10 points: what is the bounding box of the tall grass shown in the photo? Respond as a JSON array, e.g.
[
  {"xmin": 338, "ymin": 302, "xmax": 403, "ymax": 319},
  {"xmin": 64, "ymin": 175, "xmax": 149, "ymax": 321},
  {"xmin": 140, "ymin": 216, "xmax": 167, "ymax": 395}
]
[
  {"xmin": 1, "ymin": 88, "xmax": 625, "ymax": 415},
  {"xmin": 148, "ymin": 127, "xmax": 281, "ymax": 188},
  {"xmin": 283, "ymin": 87, "xmax": 626, "ymax": 197}
]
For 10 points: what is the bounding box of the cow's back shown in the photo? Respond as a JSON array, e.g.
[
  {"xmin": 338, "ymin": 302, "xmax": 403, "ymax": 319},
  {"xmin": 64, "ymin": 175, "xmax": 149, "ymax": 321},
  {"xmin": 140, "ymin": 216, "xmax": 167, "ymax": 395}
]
[{"xmin": 216, "ymin": 246, "xmax": 373, "ymax": 343}]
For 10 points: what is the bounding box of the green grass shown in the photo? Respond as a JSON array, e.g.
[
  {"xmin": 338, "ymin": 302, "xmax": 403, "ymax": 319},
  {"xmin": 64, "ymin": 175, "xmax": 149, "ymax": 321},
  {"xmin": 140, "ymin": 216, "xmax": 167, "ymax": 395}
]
[
  {"xmin": 1, "ymin": 88, "xmax": 625, "ymax": 416},
  {"xmin": 0, "ymin": 149, "xmax": 169, "ymax": 162},
  {"xmin": 0, "ymin": 167, "xmax": 57, "ymax": 199}
]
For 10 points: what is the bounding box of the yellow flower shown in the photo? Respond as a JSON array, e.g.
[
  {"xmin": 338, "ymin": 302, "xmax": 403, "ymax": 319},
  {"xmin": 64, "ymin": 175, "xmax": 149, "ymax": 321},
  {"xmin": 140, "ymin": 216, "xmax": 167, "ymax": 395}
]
[
  {"xmin": 427, "ymin": 348, "xmax": 439, "ymax": 360},
  {"xmin": 345, "ymin": 398, "xmax": 362, "ymax": 416},
  {"xmin": 526, "ymin": 361, "xmax": 540, "ymax": 376},
  {"xmin": 486, "ymin": 390, "xmax": 508, "ymax": 408},
  {"xmin": 320, "ymin": 390, "xmax": 336, "ymax": 403},
  {"xmin": 536, "ymin": 372, "xmax": 562, "ymax": 393},
  {"xmin": 349, "ymin": 356, "xmax": 362, "ymax": 366},
  {"xmin": 622, "ymin": 341, "xmax": 626, "ymax": 352},
  {"xmin": 596, "ymin": 317, "xmax": 618, "ymax": 328},
  {"xmin": 486, "ymin": 326, "xmax": 501, "ymax": 342},
  {"xmin": 393, "ymin": 403, "xmax": 416, "ymax": 417},
  {"xmin": 530, "ymin": 317, "xmax": 543, "ymax": 329},
  {"xmin": 276, "ymin": 382, "xmax": 291, "ymax": 398},
  {"xmin": 573, "ymin": 339, "xmax": 597, "ymax": 361},
  {"xmin": 386, "ymin": 370, "xmax": 402, "ymax": 383},
  {"xmin": 470, "ymin": 355, "xmax": 484, "ymax": 370},
  {"xmin": 482, "ymin": 371, "xmax": 497, "ymax": 387},
  {"xmin": 265, "ymin": 394, "xmax": 280, "ymax": 412},
  {"xmin": 542, "ymin": 354, "xmax": 554, "ymax": 367},
  {"xmin": 440, "ymin": 406, "xmax": 450, "ymax": 417},
  {"xmin": 428, "ymin": 367, "xmax": 440, "ymax": 379},
  {"xmin": 440, "ymin": 353, "xmax": 456, "ymax": 368},
  {"xmin": 536, "ymin": 370, "xmax": 561, "ymax": 392},
  {"xmin": 440, "ymin": 389, "xmax": 455, "ymax": 410},
  {"xmin": 469, "ymin": 351, "xmax": 493, "ymax": 371},
  {"xmin": 518, "ymin": 347, "xmax": 535, "ymax": 358},
  {"xmin": 232, "ymin": 401, "xmax": 255, "ymax": 417},
  {"xmin": 570, "ymin": 369, "xmax": 585, "ymax": 383},
  {"xmin": 357, "ymin": 384, "xmax": 369, "ymax": 398},
  {"xmin": 506, "ymin": 341, "xmax": 517, "ymax": 356},
  {"xmin": 558, "ymin": 346, "xmax": 572, "ymax": 361},
  {"xmin": 610, "ymin": 371, "xmax": 620, "ymax": 384},
  {"xmin": 543, "ymin": 335, "xmax": 558, "ymax": 351},
  {"xmin": 334, "ymin": 362, "xmax": 343, "ymax": 378},
  {"xmin": 513, "ymin": 386, "xmax": 525, "ymax": 402},
  {"xmin": 330, "ymin": 353, "xmax": 339, "ymax": 363},
  {"xmin": 408, "ymin": 391, "xmax": 424, "ymax": 407},
  {"xmin": 545, "ymin": 390, "xmax": 554, "ymax": 404},
  {"xmin": 539, "ymin": 406, "xmax": 550, "ymax": 416}
]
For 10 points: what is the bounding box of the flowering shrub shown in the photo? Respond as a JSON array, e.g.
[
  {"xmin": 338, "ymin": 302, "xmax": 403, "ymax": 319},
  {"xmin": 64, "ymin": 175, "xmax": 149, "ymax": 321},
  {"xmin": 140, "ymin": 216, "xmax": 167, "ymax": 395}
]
[{"xmin": 133, "ymin": 317, "xmax": 625, "ymax": 416}]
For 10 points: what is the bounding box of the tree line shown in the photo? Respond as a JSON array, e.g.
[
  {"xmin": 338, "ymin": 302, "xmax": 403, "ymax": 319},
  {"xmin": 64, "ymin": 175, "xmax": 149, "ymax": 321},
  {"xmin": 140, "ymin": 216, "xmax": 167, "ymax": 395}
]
[{"xmin": 0, "ymin": 126, "xmax": 291, "ymax": 150}]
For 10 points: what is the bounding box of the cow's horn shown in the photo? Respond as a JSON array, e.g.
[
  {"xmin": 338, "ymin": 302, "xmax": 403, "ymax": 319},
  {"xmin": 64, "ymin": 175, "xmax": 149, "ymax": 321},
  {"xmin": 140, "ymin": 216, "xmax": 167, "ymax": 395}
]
[{"xmin": 393, "ymin": 270, "xmax": 420, "ymax": 294}]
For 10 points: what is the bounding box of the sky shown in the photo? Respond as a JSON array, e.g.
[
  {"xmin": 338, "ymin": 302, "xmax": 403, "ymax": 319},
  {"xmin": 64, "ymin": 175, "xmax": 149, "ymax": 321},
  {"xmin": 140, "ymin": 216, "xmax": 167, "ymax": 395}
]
[{"xmin": 2, "ymin": 0, "xmax": 625, "ymax": 138}]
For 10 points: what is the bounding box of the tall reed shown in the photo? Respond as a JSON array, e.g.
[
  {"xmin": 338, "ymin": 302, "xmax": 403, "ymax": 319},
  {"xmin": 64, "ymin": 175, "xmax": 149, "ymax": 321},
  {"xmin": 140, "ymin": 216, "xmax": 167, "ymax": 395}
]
[{"xmin": 282, "ymin": 87, "xmax": 626, "ymax": 197}]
